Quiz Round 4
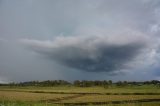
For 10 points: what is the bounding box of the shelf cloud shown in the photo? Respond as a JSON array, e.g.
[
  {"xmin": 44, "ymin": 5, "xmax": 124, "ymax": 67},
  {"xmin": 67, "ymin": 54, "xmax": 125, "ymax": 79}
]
[{"xmin": 21, "ymin": 32, "xmax": 150, "ymax": 73}]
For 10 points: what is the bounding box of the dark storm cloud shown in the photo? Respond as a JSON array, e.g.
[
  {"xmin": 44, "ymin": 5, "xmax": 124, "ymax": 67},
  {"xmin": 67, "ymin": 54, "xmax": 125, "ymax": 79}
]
[
  {"xmin": 21, "ymin": 35, "xmax": 147, "ymax": 73},
  {"xmin": 50, "ymin": 43, "xmax": 144, "ymax": 72}
]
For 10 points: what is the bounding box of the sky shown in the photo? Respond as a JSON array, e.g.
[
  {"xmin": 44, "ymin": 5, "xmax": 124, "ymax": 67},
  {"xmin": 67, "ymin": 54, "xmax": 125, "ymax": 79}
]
[{"xmin": 0, "ymin": 0, "xmax": 160, "ymax": 83}]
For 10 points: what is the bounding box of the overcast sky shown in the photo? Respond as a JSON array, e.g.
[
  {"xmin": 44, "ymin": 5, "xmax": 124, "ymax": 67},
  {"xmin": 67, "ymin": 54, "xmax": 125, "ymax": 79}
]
[{"xmin": 0, "ymin": 0, "xmax": 160, "ymax": 83}]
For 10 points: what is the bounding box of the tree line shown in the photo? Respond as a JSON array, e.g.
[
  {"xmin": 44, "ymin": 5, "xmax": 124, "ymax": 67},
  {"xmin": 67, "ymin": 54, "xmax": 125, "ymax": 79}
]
[{"xmin": 0, "ymin": 80, "xmax": 160, "ymax": 87}]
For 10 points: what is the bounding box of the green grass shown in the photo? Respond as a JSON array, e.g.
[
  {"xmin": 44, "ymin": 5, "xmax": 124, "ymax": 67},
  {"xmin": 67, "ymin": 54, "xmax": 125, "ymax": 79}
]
[
  {"xmin": 0, "ymin": 85, "xmax": 160, "ymax": 106},
  {"xmin": 0, "ymin": 85, "xmax": 160, "ymax": 94}
]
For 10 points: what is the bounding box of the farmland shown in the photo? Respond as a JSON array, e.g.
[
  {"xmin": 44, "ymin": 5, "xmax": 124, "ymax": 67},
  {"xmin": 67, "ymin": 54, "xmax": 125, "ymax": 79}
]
[{"xmin": 0, "ymin": 83, "xmax": 160, "ymax": 106}]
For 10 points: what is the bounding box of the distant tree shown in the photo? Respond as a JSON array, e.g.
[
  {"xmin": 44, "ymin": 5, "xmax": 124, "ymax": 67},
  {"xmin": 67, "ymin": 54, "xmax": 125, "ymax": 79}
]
[
  {"xmin": 116, "ymin": 81, "xmax": 123, "ymax": 86},
  {"xmin": 74, "ymin": 80, "xmax": 81, "ymax": 87},
  {"xmin": 108, "ymin": 80, "xmax": 112, "ymax": 85}
]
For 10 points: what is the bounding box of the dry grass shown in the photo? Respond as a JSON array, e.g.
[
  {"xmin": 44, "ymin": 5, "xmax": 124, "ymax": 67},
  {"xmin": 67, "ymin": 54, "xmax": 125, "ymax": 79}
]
[
  {"xmin": 0, "ymin": 86, "xmax": 160, "ymax": 106},
  {"xmin": 60, "ymin": 95, "xmax": 160, "ymax": 103},
  {"xmin": 0, "ymin": 91, "xmax": 74, "ymax": 102}
]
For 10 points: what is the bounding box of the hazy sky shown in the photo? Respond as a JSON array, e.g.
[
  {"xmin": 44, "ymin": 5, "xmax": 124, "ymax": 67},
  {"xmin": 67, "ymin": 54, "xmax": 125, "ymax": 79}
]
[{"xmin": 0, "ymin": 0, "xmax": 160, "ymax": 83}]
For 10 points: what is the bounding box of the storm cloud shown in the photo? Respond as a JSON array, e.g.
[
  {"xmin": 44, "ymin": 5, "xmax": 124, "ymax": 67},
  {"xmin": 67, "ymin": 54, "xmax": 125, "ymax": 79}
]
[
  {"xmin": 21, "ymin": 33, "xmax": 149, "ymax": 73},
  {"xmin": 1, "ymin": 0, "xmax": 160, "ymax": 82}
]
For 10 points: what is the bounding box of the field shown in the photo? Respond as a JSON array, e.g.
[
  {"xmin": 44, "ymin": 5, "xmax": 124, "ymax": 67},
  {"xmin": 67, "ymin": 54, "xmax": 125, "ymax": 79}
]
[{"xmin": 0, "ymin": 85, "xmax": 160, "ymax": 106}]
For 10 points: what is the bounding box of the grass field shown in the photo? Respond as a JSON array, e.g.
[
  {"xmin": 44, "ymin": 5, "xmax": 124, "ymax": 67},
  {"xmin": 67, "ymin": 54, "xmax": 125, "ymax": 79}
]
[{"xmin": 0, "ymin": 85, "xmax": 160, "ymax": 106}]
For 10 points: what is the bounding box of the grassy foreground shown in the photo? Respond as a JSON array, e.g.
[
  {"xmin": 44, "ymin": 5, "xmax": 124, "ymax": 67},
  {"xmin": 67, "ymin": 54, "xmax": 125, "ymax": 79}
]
[
  {"xmin": 0, "ymin": 85, "xmax": 160, "ymax": 106},
  {"xmin": 0, "ymin": 101, "xmax": 160, "ymax": 106}
]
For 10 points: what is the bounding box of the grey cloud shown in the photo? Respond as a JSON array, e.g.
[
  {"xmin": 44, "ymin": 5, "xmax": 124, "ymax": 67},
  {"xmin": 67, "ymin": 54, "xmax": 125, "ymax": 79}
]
[
  {"xmin": 51, "ymin": 43, "xmax": 144, "ymax": 72},
  {"xmin": 21, "ymin": 35, "xmax": 147, "ymax": 73},
  {"xmin": 1, "ymin": 0, "xmax": 160, "ymax": 81},
  {"xmin": 0, "ymin": 76, "xmax": 9, "ymax": 83}
]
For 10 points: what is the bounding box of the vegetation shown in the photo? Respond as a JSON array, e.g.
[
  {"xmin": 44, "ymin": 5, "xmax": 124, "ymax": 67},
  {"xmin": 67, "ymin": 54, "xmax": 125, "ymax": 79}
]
[
  {"xmin": 0, "ymin": 80, "xmax": 160, "ymax": 106},
  {"xmin": 1, "ymin": 80, "xmax": 160, "ymax": 87}
]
